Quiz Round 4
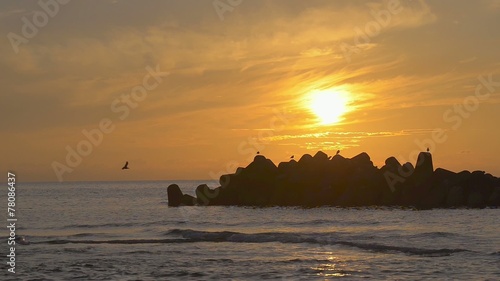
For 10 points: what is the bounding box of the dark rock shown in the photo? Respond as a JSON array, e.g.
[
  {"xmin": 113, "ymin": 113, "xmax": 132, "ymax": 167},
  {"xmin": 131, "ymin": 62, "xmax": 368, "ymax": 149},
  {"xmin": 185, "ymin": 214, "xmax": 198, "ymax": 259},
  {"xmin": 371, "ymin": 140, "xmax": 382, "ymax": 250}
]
[
  {"xmin": 167, "ymin": 184, "xmax": 183, "ymax": 207},
  {"xmin": 400, "ymin": 162, "xmax": 415, "ymax": 178},
  {"xmin": 298, "ymin": 153, "xmax": 313, "ymax": 165},
  {"xmin": 411, "ymin": 152, "xmax": 433, "ymax": 186},
  {"xmin": 397, "ymin": 152, "xmax": 434, "ymax": 207},
  {"xmin": 335, "ymin": 186, "xmax": 358, "ymax": 207},
  {"xmin": 277, "ymin": 159, "xmax": 297, "ymax": 175},
  {"xmin": 242, "ymin": 155, "xmax": 278, "ymax": 179},
  {"xmin": 467, "ymin": 191, "xmax": 485, "ymax": 208},
  {"xmin": 196, "ymin": 184, "xmax": 218, "ymax": 206},
  {"xmin": 462, "ymin": 170, "xmax": 493, "ymax": 208},
  {"xmin": 351, "ymin": 152, "xmax": 372, "ymax": 166},
  {"xmin": 219, "ymin": 174, "xmax": 232, "ymax": 188},
  {"xmin": 216, "ymin": 174, "xmax": 242, "ymax": 205},
  {"xmin": 313, "ymin": 151, "xmax": 329, "ymax": 162},
  {"xmin": 380, "ymin": 159, "xmax": 411, "ymax": 198},
  {"xmin": 446, "ymin": 186, "xmax": 467, "ymax": 207},
  {"xmin": 182, "ymin": 150, "xmax": 498, "ymax": 208},
  {"xmin": 487, "ymin": 186, "xmax": 500, "ymax": 206},
  {"xmin": 182, "ymin": 194, "xmax": 196, "ymax": 206},
  {"xmin": 385, "ymin": 156, "xmax": 401, "ymax": 168},
  {"xmin": 419, "ymin": 168, "xmax": 455, "ymax": 208}
]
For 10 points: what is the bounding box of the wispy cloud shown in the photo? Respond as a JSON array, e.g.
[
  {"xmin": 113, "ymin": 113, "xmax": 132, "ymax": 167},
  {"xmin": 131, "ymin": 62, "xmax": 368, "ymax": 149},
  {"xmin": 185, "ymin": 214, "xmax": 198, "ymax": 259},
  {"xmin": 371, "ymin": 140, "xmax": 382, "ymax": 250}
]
[
  {"xmin": 264, "ymin": 129, "xmax": 440, "ymax": 151},
  {"xmin": 1, "ymin": 0, "xmax": 500, "ymax": 181}
]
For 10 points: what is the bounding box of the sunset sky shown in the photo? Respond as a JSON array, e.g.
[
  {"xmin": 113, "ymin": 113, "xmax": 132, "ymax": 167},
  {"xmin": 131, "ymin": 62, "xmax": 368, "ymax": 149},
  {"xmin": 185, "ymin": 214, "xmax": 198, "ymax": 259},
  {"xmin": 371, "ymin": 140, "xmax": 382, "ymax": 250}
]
[{"xmin": 1, "ymin": 0, "xmax": 500, "ymax": 182}]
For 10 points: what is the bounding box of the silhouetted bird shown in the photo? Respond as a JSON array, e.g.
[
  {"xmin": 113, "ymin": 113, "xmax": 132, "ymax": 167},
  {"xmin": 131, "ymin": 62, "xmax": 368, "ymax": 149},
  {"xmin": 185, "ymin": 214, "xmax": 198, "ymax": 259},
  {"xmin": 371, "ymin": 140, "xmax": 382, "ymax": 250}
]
[
  {"xmin": 290, "ymin": 155, "xmax": 294, "ymax": 159},
  {"xmin": 427, "ymin": 147, "xmax": 430, "ymax": 152},
  {"xmin": 122, "ymin": 161, "xmax": 129, "ymax": 170},
  {"xmin": 336, "ymin": 150, "xmax": 340, "ymax": 155}
]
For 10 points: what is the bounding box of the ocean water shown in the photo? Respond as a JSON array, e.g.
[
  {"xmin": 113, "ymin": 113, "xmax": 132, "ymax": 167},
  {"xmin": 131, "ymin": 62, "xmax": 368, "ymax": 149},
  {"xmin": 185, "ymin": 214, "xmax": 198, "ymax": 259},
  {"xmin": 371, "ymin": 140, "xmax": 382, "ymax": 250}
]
[{"xmin": 1, "ymin": 180, "xmax": 499, "ymax": 280}]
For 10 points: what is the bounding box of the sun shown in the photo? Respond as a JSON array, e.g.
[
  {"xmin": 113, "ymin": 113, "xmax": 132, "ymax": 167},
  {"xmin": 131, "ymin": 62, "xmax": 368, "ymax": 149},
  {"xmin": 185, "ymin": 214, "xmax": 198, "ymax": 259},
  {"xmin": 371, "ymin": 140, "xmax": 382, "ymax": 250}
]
[{"xmin": 308, "ymin": 88, "xmax": 351, "ymax": 125}]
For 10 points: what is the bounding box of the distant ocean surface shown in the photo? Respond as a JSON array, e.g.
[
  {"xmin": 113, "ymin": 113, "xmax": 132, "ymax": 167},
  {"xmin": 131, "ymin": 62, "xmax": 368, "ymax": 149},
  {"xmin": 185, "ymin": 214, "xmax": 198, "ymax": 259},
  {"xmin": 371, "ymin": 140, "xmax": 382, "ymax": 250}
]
[{"xmin": 2, "ymin": 180, "xmax": 499, "ymax": 280}]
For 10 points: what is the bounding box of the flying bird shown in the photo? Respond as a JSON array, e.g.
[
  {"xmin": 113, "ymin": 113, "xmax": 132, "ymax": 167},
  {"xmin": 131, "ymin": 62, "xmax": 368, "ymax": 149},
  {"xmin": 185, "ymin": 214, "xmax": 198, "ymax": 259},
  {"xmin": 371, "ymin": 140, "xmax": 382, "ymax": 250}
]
[{"xmin": 122, "ymin": 161, "xmax": 129, "ymax": 170}]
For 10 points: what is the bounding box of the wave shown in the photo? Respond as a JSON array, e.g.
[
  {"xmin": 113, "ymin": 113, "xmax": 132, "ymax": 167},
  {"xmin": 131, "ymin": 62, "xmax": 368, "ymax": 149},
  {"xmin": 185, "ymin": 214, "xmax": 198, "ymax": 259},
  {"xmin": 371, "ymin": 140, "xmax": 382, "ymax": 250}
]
[
  {"xmin": 61, "ymin": 222, "xmax": 138, "ymax": 229},
  {"xmin": 34, "ymin": 238, "xmax": 192, "ymax": 245},
  {"xmin": 57, "ymin": 220, "xmax": 193, "ymax": 230},
  {"xmin": 69, "ymin": 232, "xmax": 103, "ymax": 238},
  {"xmin": 409, "ymin": 231, "xmax": 462, "ymax": 238},
  {"xmin": 335, "ymin": 241, "xmax": 467, "ymax": 256},
  {"xmin": 44, "ymin": 217, "xmax": 379, "ymax": 231},
  {"xmin": 62, "ymin": 246, "xmax": 94, "ymax": 253},
  {"xmin": 33, "ymin": 229, "xmax": 470, "ymax": 257},
  {"xmin": 167, "ymin": 229, "xmax": 469, "ymax": 256},
  {"xmin": 286, "ymin": 219, "xmax": 381, "ymax": 226}
]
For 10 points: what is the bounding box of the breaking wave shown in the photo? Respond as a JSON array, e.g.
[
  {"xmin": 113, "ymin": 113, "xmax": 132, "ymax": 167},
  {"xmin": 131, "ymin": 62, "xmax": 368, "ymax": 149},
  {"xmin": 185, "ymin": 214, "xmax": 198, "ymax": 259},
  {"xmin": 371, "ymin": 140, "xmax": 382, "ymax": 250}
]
[{"xmin": 33, "ymin": 229, "xmax": 471, "ymax": 257}]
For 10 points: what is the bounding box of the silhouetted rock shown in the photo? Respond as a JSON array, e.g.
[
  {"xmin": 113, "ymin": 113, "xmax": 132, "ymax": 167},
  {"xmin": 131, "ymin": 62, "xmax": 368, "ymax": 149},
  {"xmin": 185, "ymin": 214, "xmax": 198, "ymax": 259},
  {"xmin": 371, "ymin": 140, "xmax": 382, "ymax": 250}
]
[
  {"xmin": 167, "ymin": 150, "xmax": 499, "ymax": 209},
  {"xmin": 313, "ymin": 151, "xmax": 329, "ymax": 162},
  {"xmin": 167, "ymin": 184, "xmax": 183, "ymax": 207},
  {"xmin": 412, "ymin": 152, "xmax": 434, "ymax": 185},
  {"xmin": 182, "ymin": 194, "xmax": 196, "ymax": 206},
  {"xmin": 196, "ymin": 184, "xmax": 213, "ymax": 205},
  {"xmin": 396, "ymin": 152, "xmax": 435, "ymax": 206},
  {"xmin": 167, "ymin": 184, "xmax": 197, "ymax": 206},
  {"xmin": 402, "ymin": 162, "xmax": 414, "ymax": 174},
  {"xmin": 446, "ymin": 186, "xmax": 467, "ymax": 207},
  {"xmin": 418, "ymin": 168, "xmax": 455, "ymax": 208},
  {"xmin": 298, "ymin": 153, "xmax": 313, "ymax": 165},
  {"xmin": 277, "ymin": 159, "xmax": 297, "ymax": 175},
  {"xmin": 487, "ymin": 186, "xmax": 500, "ymax": 206},
  {"xmin": 351, "ymin": 152, "xmax": 372, "ymax": 166},
  {"xmin": 469, "ymin": 171, "xmax": 495, "ymax": 205},
  {"xmin": 385, "ymin": 156, "xmax": 401, "ymax": 168}
]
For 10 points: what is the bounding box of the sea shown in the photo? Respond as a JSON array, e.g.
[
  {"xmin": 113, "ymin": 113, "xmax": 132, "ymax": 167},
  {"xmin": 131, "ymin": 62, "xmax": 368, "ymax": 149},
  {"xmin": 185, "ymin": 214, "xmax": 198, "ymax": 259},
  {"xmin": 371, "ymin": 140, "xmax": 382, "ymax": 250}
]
[{"xmin": 1, "ymin": 180, "xmax": 499, "ymax": 280}]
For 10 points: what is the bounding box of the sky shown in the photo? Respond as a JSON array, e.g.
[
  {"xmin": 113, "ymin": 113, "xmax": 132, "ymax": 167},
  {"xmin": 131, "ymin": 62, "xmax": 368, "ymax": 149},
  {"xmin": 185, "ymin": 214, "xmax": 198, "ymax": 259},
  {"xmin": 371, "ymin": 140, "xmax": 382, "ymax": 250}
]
[{"xmin": 1, "ymin": 0, "xmax": 500, "ymax": 182}]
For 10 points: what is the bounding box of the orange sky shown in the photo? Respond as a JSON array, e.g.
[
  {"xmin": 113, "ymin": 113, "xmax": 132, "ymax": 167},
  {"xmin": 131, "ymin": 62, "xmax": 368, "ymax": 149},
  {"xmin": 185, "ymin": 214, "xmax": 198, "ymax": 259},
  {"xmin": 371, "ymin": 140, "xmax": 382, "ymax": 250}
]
[{"xmin": 1, "ymin": 0, "xmax": 500, "ymax": 182}]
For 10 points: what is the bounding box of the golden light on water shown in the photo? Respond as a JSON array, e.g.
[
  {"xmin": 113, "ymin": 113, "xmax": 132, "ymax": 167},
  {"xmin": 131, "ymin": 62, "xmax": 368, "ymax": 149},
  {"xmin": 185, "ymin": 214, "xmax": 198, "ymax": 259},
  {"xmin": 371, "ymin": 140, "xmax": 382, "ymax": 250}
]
[{"xmin": 308, "ymin": 88, "xmax": 352, "ymax": 125}]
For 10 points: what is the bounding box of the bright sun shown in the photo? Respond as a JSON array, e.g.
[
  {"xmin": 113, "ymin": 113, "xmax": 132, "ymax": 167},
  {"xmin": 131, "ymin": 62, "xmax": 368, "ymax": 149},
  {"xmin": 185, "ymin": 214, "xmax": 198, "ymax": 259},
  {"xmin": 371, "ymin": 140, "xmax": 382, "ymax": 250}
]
[{"xmin": 309, "ymin": 88, "xmax": 351, "ymax": 125}]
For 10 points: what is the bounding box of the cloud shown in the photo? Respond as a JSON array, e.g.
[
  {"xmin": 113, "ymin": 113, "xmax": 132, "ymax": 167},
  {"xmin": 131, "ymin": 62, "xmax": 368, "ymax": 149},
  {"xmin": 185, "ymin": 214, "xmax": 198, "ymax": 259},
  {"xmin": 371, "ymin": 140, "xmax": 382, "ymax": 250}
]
[
  {"xmin": 263, "ymin": 129, "xmax": 439, "ymax": 150},
  {"xmin": 1, "ymin": 0, "xmax": 500, "ymax": 181}
]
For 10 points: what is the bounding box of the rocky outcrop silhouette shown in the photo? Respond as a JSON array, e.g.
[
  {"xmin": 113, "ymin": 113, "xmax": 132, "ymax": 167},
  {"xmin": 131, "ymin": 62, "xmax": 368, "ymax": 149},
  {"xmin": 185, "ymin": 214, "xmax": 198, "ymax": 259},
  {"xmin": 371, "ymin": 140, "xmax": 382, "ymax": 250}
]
[
  {"xmin": 168, "ymin": 151, "xmax": 500, "ymax": 208},
  {"xmin": 167, "ymin": 184, "xmax": 196, "ymax": 206}
]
